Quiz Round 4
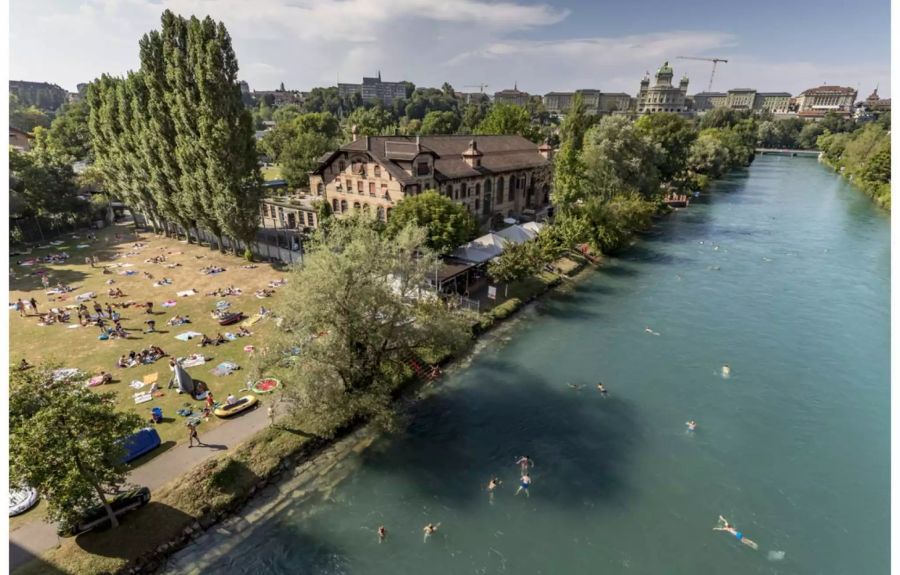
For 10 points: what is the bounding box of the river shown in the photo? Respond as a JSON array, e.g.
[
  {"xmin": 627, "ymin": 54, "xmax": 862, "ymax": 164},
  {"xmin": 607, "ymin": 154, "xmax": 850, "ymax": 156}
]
[{"xmin": 166, "ymin": 157, "xmax": 890, "ymax": 574}]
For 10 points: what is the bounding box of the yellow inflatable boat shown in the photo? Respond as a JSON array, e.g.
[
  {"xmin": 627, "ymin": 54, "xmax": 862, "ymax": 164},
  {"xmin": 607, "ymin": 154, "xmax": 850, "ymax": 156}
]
[{"xmin": 213, "ymin": 395, "xmax": 259, "ymax": 418}]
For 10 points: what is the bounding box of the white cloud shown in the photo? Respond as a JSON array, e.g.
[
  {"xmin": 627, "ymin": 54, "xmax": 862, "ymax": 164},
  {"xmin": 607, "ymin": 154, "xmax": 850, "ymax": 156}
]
[{"xmin": 9, "ymin": 0, "xmax": 890, "ymax": 97}]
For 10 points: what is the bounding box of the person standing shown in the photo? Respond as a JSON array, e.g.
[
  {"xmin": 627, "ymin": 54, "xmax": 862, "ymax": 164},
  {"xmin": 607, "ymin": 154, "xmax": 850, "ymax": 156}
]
[
  {"xmin": 267, "ymin": 403, "xmax": 276, "ymax": 426},
  {"xmin": 515, "ymin": 474, "xmax": 532, "ymax": 497},
  {"xmin": 146, "ymin": 301, "xmax": 154, "ymax": 315},
  {"xmin": 187, "ymin": 421, "xmax": 203, "ymax": 448},
  {"xmin": 28, "ymin": 297, "xmax": 37, "ymax": 314},
  {"xmin": 516, "ymin": 455, "xmax": 534, "ymax": 474},
  {"xmin": 15, "ymin": 299, "xmax": 25, "ymax": 317}
]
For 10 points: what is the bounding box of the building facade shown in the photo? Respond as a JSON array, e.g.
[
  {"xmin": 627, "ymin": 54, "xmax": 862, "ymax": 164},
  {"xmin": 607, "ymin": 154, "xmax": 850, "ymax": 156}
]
[
  {"xmin": 862, "ymin": 88, "xmax": 891, "ymax": 112},
  {"xmin": 338, "ymin": 72, "xmax": 407, "ymax": 106},
  {"xmin": 260, "ymin": 195, "xmax": 319, "ymax": 231},
  {"xmin": 637, "ymin": 62, "xmax": 689, "ymax": 114},
  {"xmin": 9, "ymin": 127, "xmax": 32, "ymax": 151},
  {"xmin": 794, "ymin": 85, "xmax": 857, "ymax": 118},
  {"xmin": 543, "ymin": 90, "xmax": 633, "ymax": 115},
  {"xmin": 309, "ymin": 135, "xmax": 554, "ymax": 226},
  {"xmin": 493, "ymin": 85, "xmax": 531, "ymax": 107},
  {"xmin": 691, "ymin": 90, "xmax": 791, "ymax": 114}
]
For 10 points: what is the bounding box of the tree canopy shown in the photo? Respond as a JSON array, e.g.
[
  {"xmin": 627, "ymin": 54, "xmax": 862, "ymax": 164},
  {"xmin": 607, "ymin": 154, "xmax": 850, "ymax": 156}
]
[
  {"xmin": 476, "ymin": 102, "xmax": 540, "ymax": 141},
  {"xmin": 256, "ymin": 219, "xmax": 473, "ymax": 433},
  {"xmin": 384, "ymin": 190, "xmax": 477, "ymax": 254},
  {"xmin": 10, "ymin": 367, "xmax": 144, "ymax": 529}
]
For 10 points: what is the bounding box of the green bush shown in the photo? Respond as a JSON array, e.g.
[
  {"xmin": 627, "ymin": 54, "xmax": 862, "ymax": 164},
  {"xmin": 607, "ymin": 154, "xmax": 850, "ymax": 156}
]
[
  {"xmin": 490, "ymin": 298, "xmax": 521, "ymax": 321},
  {"xmin": 244, "ymin": 247, "xmax": 253, "ymax": 262}
]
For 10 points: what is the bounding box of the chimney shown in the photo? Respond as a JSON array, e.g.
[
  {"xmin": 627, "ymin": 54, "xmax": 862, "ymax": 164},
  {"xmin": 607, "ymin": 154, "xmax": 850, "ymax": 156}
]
[
  {"xmin": 416, "ymin": 135, "xmax": 420, "ymax": 152},
  {"xmin": 365, "ymin": 135, "xmax": 370, "ymax": 150},
  {"xmin": 538, "ymin": 141, "xmax": 553, "ymax": 161},
  {"xmin": 462, "ymin": 139, "xmax": 483, "ymax": 168},
  {"xmin": 351, "ymin": 124, "xmax": 359, "ymax": 141}
]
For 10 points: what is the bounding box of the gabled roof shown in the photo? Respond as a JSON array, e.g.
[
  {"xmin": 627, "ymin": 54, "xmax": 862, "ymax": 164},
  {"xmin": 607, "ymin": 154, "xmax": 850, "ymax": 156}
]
[
  {"xmin": 800, "ymin": 85, "xmax": 856, "ymax": 95},
  {"xmin": 313, "ymin": 135, "xmax": 549, "ymax": 184}
]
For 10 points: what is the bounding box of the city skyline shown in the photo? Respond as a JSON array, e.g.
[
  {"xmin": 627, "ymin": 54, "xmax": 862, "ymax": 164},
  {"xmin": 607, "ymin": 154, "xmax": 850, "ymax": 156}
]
[{"xmin": 10, "ymin": 0, "xmax": 891, "ymax": 97}]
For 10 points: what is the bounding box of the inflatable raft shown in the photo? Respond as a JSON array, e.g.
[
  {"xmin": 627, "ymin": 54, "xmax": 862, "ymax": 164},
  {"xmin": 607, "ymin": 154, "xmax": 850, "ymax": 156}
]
[
  {"xmin": 9, "ymin": 487, "xmax": 38, "ymax": 517},
  {"xmin": 213, "ymin": 395, "xmax": 258, "ymax": 417}
]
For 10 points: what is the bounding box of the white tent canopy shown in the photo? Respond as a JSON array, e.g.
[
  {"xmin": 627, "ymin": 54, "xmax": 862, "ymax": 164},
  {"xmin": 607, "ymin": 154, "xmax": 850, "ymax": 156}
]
[{"xmin": 450, "ymin": 223, "xmax": 546, "ymax": 264}]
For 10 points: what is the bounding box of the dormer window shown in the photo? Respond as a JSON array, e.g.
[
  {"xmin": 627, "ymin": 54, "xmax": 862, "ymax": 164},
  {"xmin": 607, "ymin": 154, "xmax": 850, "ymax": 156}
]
[
  {"xmin": 339, "ymin": 160, "xmax": 346, "ymax": 172},
  {"xmin": 374, "ymin": 165, "xmax": 381, "ymax": 177},
  {"xmin": 417, "ymin": 161, "xmax": 429, "ymax": 176}
]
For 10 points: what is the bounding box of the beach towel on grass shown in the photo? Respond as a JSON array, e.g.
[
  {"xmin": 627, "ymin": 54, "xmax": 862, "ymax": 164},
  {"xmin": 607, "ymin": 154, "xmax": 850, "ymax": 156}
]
[
  {"xmin": 224, "ymin": 332, "xmax": 237, "ymax": 341},
  {"xmin": 52, "ymin": 368, "xmax": 81, "ymax": 382},
  {"xmin": 134, "ymin": 392, "xmax": 153, "ymax": 404},
  {"xmin": 215, "ymin": 300, "xmax": 230, "ymax": 310},
  {"xmin": 241, "ymin": 314, "xmax": 263, "ymax": 328},
  {"xmin": 175, "ymin": 331, "xmax": 202, "ymax": 342},
  {"xmin": 162, "ymin": 300, "xmax": 177, "ymax": 307},
  {"xmin": 143, "ymin": 372, "xmax": 159, "ymax": 385},
  {"xmin": 211, "ymin": 362, "xmax": 239, "ymax": 377},
  {"xmin": 86, "ymin": 375, "xmax": 106, "ymax": 387},
  {"xmin": 76, "ymin": 244, "xmax": 90, "ymax": 249},
  {"xmin": 177, "ymin": 289, "xmax": 197, "ymax": 297},
  {"xmin": 76, "ymin": 292, "xmax": 96, "ymax": 302},
  {"xmin": 129, "ymin": 380, "xmax": 146, "ymax": 389},
  {"xmin": 119, "ymin": 270, "xmax": 138, "ymax": 276},
  {"xmin": 181, "ymin": 355, "xmax": 206, "ymax": 368}
]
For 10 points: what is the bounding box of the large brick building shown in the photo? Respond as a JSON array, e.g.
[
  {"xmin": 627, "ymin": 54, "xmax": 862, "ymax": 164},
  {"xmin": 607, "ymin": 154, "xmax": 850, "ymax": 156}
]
[{"xmin": 308, "ymin": 135, "xmax": 554, "ymax": 226}]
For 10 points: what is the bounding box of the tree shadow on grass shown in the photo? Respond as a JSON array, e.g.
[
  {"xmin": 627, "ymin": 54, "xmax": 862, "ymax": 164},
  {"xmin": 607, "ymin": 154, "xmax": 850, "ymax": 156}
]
[
  {"xmin": 127, "ymin": 440, "xmax": 177, "ymax": 468},
  {"xmin": 360, "ymin": 358, "xmax": 640, "ymax": 511},
  {"xmin": 73, "ymin": 501, "xmax": 195, "ymax": 560},
  {"xmin": 9, "ymin": 541, "xmax": 69, "ymax": 575}
]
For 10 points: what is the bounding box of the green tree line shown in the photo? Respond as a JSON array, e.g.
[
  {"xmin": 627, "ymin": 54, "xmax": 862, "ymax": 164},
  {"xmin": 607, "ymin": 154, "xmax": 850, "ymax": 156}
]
[{"xmin": 818, "ymin": 122, "xmax": 891, "ymax": 209}]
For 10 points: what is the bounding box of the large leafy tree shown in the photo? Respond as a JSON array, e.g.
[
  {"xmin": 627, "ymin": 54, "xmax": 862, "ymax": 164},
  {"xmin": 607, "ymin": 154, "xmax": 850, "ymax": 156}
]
[
  {"xmin": 476, "ymin": 102, "xmax": 539, "ymax": 141},
  {"xmin": 552, "ymin": 92, "xmax": 590, "ymax": 214},
  {"xmin": 384, "ymin": 190, "xmax": 477, "ymax": 254},
  {"xmin": 420, "ymin": 110, "xmax": 461, "ymax": 135},
  {"xmin": 635, "ymin": 112, "xmax": 697, "ymax": 186},
  {"xmin": 581, "ymin": 116, "xmax": 661, "ymax": 199},
  {"xmin": 9, "ymin": 93, "xmax": 52, "ymax": 133},
  {"xmin": 32, "ymin": 100, "xmax": 93, "ymax": 163},
  {"xmin": 10, "ymin": 367, "xmax": 144, "ymax": 530},
  {"xmin": 256, "ymin": 219, "xmax": 473, "ymax": 433},
  {"xmin": 261, "ymin": 112, "xmax": 340, "ymax": 187},
  {"xmin": 345, "ymin": 106, "xmax": 396, "ymax": 137}
]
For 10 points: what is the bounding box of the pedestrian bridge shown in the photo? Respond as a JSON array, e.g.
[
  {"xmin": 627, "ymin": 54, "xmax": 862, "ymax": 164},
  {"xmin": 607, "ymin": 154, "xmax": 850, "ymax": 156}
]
[{"xmin": 755, "ymin": 148, "xmax": 821, "ymax": 157}]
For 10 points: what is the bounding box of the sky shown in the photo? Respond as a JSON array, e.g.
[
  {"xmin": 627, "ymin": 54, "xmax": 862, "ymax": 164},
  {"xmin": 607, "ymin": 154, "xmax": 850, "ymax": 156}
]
[{"xmin": 10, "ymin": 0, "xmax": 892, "ymax": 98}]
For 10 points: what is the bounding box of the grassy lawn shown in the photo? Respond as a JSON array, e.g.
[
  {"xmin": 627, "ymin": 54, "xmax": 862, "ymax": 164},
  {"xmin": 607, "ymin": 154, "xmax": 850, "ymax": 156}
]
[
  {"xmin": 9, "ymin": 224, "xmax": 287, "ymax": 460},
  {"xmin": 261, "ymin": 165, "xmax": 283, "ymax": 181}
]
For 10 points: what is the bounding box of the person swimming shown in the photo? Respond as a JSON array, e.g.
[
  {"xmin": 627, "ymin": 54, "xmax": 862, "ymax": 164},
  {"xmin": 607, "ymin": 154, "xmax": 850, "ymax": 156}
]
[
  {"xmin": 377, "ymin": 525, "xmax": 386, "ymax": 543},
  {"xmin": 714, "ymin": 516, "xmax": 758, "ymax": 550},
  {"xmin": 516, "ymin": 456, "xmax": 534, "ymax": 473},
  {"xmin": 722, "ymin": 364, "xmax": 731, "ymax": 378},
  {"xmin": 516, "ymin": 474, "xmax": 532, "ymax": 497},
  {"xmin": 487, "ymin": 477, "xmax": 502, "ymax": 492},
  {"xmin": 686, "ymin": 420, "xmax": 697, "ymax": 431},
  {"xmin": 423, "ymin": 523, "xmax": 440, "ymax": 542},
  {"xmin": 567, "ymin": 383, "xmax": 583, "ymax": 390},
  {"xmin": 597, "ymin": 383, "xmax": 608, "ymax": 397}
]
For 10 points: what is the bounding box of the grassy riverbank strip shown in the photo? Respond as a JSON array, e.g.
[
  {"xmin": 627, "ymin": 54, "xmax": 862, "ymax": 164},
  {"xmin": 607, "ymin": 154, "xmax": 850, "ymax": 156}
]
[{"xmin": 16, "ymin": 250, "xmax": 593, "ymax": 575}]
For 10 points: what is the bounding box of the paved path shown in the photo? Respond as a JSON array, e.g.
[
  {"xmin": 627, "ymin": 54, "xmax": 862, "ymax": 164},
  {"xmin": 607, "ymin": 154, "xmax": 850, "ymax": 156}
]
[{"xmin": 9, "ymin": 405, "xmax": 274, "ymax": 572}]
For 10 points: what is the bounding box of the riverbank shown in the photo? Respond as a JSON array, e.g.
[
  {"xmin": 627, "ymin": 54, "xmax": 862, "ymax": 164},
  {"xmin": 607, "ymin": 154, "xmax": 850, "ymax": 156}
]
[{"xmin": 15, "ymin": 245, "xmax": 595, "ymax": 575}]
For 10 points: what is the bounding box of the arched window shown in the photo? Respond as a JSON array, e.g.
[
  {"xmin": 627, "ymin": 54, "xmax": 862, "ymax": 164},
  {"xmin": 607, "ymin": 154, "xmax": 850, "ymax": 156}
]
[
  {"xmin": 353, "ymin": 202, "xmax": 361, "ymax": 211},
  {"xmin": 332, "ymin": 199, "xmax": 340, "ymax": 213},
  {"xmin": 376, "ymin": 206, "xmax": 385, "ymax": 222},
  {"xmin": 374, "ymin": 165, "xmax": 381, "ymax": 177},
  {"xmin": 362, "ymin": 203, "xmax": 371, "ymax": 216},
  {"xmin": 497, "ymin": 177, "xmax": 504, "ymax": 201},
  {"xmin": 485, "ymin": 178, "xmax": 492, "ymax": 195},
  {"xmin": 386, "ymin": 207, "xmax": 392, "ymax": 221},
  {"xmin": 508, "ymin": 176, "xmax": 516, "ymax": 201},
  {"xmin": 446, "ymin": 184, "xmax": 453, "ymax": 197},
  {"xmin": 475, "ymin": 198, "xmax": 480, "ymax": 211},
  {"xmin": 316, "ymin": 183, "xmax": 324, "ymax": 196},
  {"xmin": 340, "ymin": 199, "xmax": 348, "ymax": 213},
  {"xmin": 460, "ymin": 183, "xmax": 467, "ymax": 198},
  {"xmin": 475, "ymin": 183, "xmax": 481, "ymax": 197}
]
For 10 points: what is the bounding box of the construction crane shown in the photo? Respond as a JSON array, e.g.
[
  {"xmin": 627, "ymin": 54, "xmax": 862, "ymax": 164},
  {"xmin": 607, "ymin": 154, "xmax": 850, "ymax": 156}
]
[{"xmin": 677, "ymin": 56, "xmax": 728, "ymax": 93}]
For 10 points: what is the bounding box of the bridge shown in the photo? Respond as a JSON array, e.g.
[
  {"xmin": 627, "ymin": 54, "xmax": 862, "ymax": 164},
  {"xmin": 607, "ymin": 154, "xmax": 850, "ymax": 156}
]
[{"xmin": 755, "ymin": 148, "xmax": 821, "ymax": 158}]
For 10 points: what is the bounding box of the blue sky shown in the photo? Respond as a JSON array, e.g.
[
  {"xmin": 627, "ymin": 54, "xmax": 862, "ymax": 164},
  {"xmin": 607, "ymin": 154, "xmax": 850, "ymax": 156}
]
[{"xmin": 10, "ymin": 0, "xmax": 891, "ymax": 97}]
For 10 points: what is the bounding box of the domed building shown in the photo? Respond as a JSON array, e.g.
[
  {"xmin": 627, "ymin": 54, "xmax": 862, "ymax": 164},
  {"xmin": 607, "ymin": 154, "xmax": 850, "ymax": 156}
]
[{"xmin": 637, "ymin": 62, "xmax": 689, "ymax": 115}]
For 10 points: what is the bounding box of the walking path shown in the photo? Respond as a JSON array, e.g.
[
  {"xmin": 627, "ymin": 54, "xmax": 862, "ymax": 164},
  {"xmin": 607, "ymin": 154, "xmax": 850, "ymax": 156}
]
[{"xmin": 9, "ymin": 406, "xmax": 274, "ymax": 572}]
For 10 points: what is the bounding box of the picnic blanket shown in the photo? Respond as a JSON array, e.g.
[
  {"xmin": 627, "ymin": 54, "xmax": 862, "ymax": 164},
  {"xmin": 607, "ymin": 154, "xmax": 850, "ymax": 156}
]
[
  {"xmin": 76, "ymin": 292, "xmax": 96, "ymax": 302},
  {"xmin": 143, "ymin": 372, "xmax": 159, "ymax": 385},
  {"xmin": 241, "ymin": 314, "xmax": 263, "ymax": 328},
  {"xmin": 119, "ymin": 270, "xmax": 138, "ymax": 276},
  {"xmin": 224, "ymin": 332, "xmax": 238, "ymax": 341},
  {"xmin": 86, "ymin": 375, "xmax": 107, "ymax": 387},
  {"xmin": 129, "ymin": 380, "xmax": 146, "ymax": 390},
  {"xmin": 177, "ymin": 289, "xmax": 197, "ymax": 297},
  {"xmin": 52, "ymin": 368, "xmax": 81, "ymax": 382},
  {"xmin": 174, "ymin": 331, "xmax": 202, "ymax": 342},
  {"xmin": 162, "ymin": 300, "xmax": 177, "ymax": 307},
  {"xmin": 211, "ymin": 361, "xmax": 239, "ymax": 377},
  {"xmin": 181, "ymin": 355, "xmax": 206, "ymax": 368},
  {"xmin": 215, "ymin": 300, "xmax": 230, "ymax": 310}
]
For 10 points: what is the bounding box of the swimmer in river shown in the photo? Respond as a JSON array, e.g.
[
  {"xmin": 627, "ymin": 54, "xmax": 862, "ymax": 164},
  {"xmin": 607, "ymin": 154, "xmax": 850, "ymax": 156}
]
[
  {"xmin": 378, "ymin": 525, "xmax": 386, "ymax": 543},
  {"xmin": 714, "ymin": 516, "xmax": 758, "ymax": 550},
  {"xmin": 722, "ymin": 364, "xmax": 731, "ymax": 378},
  {"xmin": 567, "ymin": 383, "xmax": 583, "ymax": 390},
  {"xmin": 645, "ymin": 327, "xmax": 660, "ymax": 336},
  {"xmin": 516, "ymin": 456, "xmax": 534, "ymax": 474},
  {"xmin": 686, "ymin": 420, "xmax": 697, "ymax": 431},
  {"xmin": 423, "ymin": 523, "xmax": 440, "ymax": 542},
  {"xmin": 487, "ymin": 477, "xmax": 502, "ymax": 503},
  {"xmin": 597, "ymin": 383, "xmax": 608, "ymax": 397},
  {"xmin": 516, "ymin": 474, "xmax": 532, "ymax": 497}
]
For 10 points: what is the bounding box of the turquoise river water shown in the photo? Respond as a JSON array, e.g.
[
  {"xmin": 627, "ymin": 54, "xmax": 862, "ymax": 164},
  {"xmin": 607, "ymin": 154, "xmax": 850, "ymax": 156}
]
[{"xmin": 167, "ymin": 157, "xmax": 890, "ymax": 574}]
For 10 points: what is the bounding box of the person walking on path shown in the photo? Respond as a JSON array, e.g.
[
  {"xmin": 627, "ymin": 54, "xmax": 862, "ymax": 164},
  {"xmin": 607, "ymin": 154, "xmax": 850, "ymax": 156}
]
[
  {"xmin": 267, "ymin": 403, "xmax": 276, "ymax": 426},
  {"xmin": 29, "ymin": 297, "xmax": 38, "ymax": 314},
  {"xmin": 187, "ymin": 421, "xmax": 203, "ymax": 448},
  {"xmin": 15, "ymin": 299, "xmax": 26, "ymax": 317}
]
